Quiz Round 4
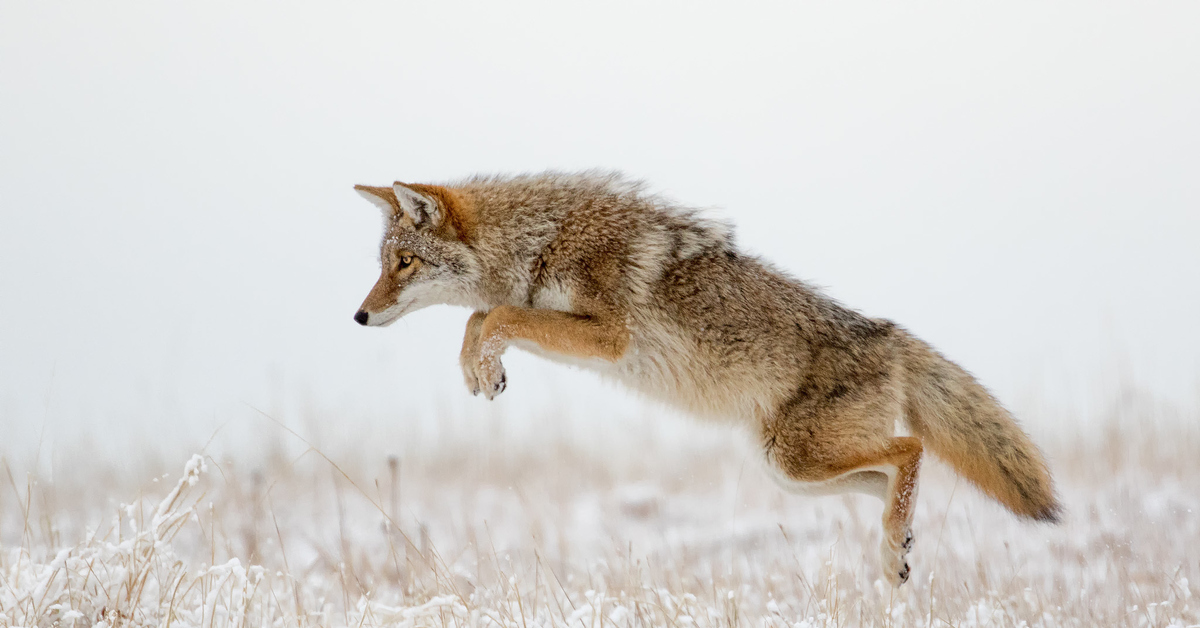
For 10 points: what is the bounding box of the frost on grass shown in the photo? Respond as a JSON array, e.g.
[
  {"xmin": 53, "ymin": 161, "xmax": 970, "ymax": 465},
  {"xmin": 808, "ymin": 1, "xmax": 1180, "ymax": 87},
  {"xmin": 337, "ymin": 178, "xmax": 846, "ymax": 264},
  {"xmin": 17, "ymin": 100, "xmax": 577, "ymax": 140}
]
[
  {"xmin": 1, "ymin": 413, "xmax": 1198, "ymax": 627},
  {"xmin": 0, "ymin": 455, "xmax": 267, "ymax": 627}
]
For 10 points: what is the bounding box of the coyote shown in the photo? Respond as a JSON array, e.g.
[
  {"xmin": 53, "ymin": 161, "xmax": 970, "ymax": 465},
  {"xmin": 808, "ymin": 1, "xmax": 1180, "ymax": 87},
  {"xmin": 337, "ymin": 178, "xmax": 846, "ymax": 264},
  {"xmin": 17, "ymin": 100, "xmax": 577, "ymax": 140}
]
[{"xmin": 352, "ymin": 171, "xmax": 1061, "ymax": 586}]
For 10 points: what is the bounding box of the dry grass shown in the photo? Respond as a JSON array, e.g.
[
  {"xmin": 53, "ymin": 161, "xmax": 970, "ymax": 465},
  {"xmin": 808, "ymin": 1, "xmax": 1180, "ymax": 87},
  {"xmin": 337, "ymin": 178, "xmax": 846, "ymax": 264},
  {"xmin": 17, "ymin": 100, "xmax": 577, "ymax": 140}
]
[{"xmin": 1, "ymin": 392, "xmax": 1197, "ymax": 627}]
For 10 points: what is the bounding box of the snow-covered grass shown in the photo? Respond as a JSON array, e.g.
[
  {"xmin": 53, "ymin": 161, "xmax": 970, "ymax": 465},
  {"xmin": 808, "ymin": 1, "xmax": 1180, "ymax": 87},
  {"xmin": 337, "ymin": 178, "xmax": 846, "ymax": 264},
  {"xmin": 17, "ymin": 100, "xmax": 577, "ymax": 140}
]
[{"xmin": 1, "ymin": 398, "xmax": 1197, "ymax": 627}]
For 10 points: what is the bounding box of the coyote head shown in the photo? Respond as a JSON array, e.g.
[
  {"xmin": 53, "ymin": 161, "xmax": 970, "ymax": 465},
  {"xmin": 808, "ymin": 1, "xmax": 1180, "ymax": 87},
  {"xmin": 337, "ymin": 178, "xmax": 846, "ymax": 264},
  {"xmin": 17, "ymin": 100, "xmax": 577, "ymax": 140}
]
[{"xmin": 352, "ymin": 182, "xmax": 479, "ymax": 327}]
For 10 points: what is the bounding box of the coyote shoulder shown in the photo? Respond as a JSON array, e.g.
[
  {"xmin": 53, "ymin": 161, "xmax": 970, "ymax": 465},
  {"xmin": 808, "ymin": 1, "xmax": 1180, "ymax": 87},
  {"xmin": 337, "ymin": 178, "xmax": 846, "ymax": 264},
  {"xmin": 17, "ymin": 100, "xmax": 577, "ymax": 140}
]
[{"xmin": 351, "ymin": 171, "xmax": 1061, "ymax": 586}]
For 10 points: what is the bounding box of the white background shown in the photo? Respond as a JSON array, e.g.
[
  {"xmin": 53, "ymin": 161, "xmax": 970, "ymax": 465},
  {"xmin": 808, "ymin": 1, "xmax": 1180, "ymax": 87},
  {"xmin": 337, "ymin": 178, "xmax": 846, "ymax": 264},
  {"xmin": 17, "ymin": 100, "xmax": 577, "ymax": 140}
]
[{"xmin": 2, "ymin": 2, "xmax": 1197, "ymax": 463}]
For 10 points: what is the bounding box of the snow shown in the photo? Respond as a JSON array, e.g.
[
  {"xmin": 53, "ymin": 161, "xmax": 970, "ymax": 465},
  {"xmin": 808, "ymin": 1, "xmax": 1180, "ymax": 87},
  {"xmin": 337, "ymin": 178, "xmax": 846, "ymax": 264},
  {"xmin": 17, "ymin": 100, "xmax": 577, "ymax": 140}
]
[{"xmin": 0, "ymin": 413, "xmax": 1197, "ymax": 626}]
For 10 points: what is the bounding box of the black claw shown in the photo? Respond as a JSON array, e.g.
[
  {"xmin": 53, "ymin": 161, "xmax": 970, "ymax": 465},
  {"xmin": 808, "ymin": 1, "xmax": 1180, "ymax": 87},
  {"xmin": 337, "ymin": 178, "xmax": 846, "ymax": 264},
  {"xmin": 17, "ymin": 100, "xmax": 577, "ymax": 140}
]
[
  {"xmin": 898, "ymin": 563, "xmax": 910, "ymax": 583},
  {"xmin": 494, "ymin": 373, "xmax": 506, "ymax": 393},
  {"xmin": 902, "ymin": 531, "xmax": 914, "ymax": 551}
]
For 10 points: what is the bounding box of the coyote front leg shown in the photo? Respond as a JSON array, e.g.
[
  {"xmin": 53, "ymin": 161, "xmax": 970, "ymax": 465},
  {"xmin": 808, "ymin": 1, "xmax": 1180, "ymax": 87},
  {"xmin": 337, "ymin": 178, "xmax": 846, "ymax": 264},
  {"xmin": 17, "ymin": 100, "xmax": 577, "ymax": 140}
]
[
  {"xmin": 460, "ymin": 311, "xmax": 489, "ymax": 395},
  {"xmin": 462, "ymin": 305, "xmax": 630, "ymax": 399}
]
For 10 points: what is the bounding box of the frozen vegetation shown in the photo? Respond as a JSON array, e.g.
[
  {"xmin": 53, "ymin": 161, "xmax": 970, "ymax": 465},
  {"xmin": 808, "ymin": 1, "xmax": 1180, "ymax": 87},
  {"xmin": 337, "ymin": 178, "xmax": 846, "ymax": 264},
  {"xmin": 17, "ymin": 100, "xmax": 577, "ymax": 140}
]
[{"xmin": 1, "ymin": 396, "xmax": 1197, "ymax": 627}]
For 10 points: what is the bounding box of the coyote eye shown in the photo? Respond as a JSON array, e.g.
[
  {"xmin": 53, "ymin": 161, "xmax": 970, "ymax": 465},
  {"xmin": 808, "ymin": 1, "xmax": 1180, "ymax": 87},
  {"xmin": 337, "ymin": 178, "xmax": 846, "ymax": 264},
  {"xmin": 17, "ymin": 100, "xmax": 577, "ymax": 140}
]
[{"xmin": 398, "ymin": 254, "xmax": 414, "ymax": 269}]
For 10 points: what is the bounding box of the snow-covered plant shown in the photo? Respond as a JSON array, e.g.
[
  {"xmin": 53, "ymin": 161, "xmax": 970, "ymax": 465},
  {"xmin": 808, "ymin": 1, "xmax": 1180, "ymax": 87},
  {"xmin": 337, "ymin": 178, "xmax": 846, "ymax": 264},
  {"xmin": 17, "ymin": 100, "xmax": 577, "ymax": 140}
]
[{"xmin": 0, "ymin": 455, "xmax": 266, "ymax": 628}]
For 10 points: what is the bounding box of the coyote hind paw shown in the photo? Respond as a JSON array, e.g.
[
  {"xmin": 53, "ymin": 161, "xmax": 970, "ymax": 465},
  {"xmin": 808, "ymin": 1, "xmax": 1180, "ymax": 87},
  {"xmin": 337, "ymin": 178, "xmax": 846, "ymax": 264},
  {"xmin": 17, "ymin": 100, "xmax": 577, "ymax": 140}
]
[
  {"xmin": 882, "ymin": 529, "xmax": 914, "ymax": 587},
  {"xmin": 882, "ymin": 553, "xmax": 911, "ymax": 587},
  {"xmin": 895, "ymin": 562, "xmax": 910, "ymax": 586}
]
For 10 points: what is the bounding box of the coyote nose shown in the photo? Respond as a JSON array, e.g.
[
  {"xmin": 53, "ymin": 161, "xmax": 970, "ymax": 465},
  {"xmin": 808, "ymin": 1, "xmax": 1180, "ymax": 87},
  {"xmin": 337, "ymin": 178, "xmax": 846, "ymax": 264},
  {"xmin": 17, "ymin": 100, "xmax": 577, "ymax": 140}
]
[{"xmin": 354, "ymin": 310, "xmax": 369, "ymax": 326}]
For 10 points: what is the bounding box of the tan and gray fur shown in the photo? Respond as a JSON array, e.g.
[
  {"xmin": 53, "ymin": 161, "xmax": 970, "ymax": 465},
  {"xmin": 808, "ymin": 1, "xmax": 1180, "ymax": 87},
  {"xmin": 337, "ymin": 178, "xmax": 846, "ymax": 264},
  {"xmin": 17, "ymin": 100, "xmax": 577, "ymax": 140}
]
[{"xmin": 352, "ymin": 171, "xmax": 1061, "ymax": 586}]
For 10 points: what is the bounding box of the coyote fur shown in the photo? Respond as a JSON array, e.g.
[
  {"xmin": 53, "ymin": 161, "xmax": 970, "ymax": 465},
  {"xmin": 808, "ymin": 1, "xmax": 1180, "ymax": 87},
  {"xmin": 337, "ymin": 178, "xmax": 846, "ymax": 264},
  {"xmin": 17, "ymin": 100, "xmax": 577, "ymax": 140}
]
[{"xmin": 352, "ymin": 171, "xmax": 1061, "ymax": 586}]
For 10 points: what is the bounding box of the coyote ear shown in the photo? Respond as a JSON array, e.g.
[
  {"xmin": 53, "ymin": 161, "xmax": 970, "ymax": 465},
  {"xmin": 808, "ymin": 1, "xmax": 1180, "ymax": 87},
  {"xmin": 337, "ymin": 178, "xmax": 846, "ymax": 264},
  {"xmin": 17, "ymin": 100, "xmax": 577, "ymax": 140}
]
[
  {"xmin": 354, "ymin": 185, "xmax": 399, "ymax": 215},
  {"xmin": 393, "ymin": 182, "xmax": 443, "ymax": 227}
]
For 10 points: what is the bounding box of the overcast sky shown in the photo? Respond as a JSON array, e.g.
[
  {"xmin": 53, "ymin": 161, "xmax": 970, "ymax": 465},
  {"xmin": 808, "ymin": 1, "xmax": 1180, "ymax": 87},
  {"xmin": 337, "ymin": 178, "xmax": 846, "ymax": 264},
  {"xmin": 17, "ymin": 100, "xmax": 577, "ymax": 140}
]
[{"xmin": 2, "ymin": 2, "xmax": 1197, "ymax": 462}]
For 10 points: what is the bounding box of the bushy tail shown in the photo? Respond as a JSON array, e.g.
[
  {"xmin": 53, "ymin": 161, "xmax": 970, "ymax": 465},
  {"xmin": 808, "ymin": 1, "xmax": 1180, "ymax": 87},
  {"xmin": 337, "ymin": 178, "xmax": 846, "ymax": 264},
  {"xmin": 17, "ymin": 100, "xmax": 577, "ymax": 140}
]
[{"xmin": 900, "ymin": 335, "xmax": 1062, "ymax": 522}]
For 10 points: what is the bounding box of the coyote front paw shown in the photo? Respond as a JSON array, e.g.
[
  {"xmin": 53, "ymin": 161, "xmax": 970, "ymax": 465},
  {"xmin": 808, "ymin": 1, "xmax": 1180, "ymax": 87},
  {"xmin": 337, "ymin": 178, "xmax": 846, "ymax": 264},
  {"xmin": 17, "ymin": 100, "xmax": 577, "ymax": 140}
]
[
  {"xmin": 459, "ymin": 311, "xmax": 510, "ymax": 400},
  {"xmin": 461, "ymin": 344, "xmax": 507, "ymax": 399},
  {"xmin": 460, "ymin": 352, "xmax": 482, "ymax": 396},
  {"xmin": 460, "ymin": 350, "xmax": 507, "ymax": 398},
  {"xmin": 474, "ymin": 355, "xmax": 507, "ymax": 400}
]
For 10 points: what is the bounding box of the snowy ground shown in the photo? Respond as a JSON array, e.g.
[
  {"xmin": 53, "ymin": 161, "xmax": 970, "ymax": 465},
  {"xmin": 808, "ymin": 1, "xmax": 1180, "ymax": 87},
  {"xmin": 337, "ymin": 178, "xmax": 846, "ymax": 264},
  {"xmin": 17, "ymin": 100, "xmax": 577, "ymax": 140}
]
[{"xmin": 1, "ymin": 403, "xmax": 1197, "ymax": 627}]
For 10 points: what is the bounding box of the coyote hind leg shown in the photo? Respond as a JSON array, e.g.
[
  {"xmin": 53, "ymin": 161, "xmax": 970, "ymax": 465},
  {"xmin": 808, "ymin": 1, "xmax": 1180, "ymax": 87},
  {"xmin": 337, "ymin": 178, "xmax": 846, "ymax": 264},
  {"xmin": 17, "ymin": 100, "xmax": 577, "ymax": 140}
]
[
  {"xmin": 769, "ymin": 434, "xmax": 923, "ymax": 586},
  {"xmin": 876, "ymin": 437, "xmax": 923, "ymax": 585}
]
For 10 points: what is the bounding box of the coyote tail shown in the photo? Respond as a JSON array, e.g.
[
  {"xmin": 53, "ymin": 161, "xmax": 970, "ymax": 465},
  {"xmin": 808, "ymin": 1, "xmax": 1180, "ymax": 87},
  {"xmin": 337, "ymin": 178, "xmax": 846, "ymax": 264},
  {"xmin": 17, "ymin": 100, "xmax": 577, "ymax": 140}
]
[{"xmin": 900, "ymin": 335, "xmax": 1062, "ymax": 522}]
